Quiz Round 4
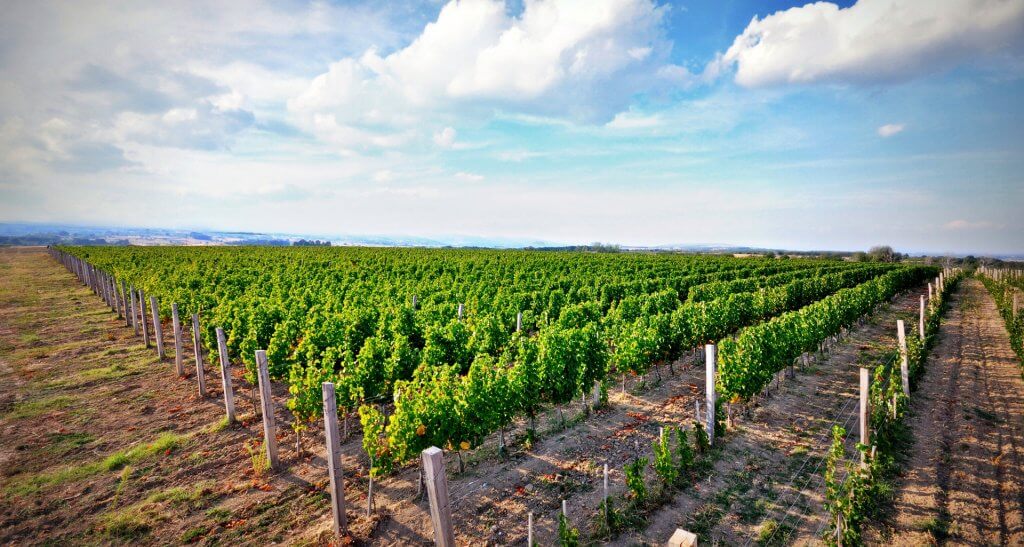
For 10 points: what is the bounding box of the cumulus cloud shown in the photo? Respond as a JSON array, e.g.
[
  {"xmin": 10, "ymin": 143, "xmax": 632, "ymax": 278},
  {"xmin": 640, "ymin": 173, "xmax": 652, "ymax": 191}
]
[
  {"xmin": 289, "ymin": 0, "xmax": 678, "ymax": 151},
  {"xmin": 877, "ymin": 123, "xmax": 905, "ymax": 137},
  {"xmin": 0, "ymin": 1, "xmax": 399, "ymax": 179},
  {"xmin": 721, "ymin": 0, "xmax": 1024, "ymax": 87}
]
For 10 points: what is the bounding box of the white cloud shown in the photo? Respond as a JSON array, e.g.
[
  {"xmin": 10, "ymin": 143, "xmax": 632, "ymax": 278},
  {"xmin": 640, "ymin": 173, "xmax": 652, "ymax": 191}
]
[
  {"xmin": 721, "ymin": 0, "xmax": 1024, "ymax": 87},
  {"xmin": 433, "ymin": 126, "xmax": 457, "ymax": 148},
  {"xmin": 455, "ymin": 171, "xmax": 484, "ymax": 182},
  {"xmin": 289, "ymin": 0, "xmax": 677, "ymax": 151},
  {"xmin": 163, "ymin": 108, "xmax": 199, "ymax": 124},
  {"xmin": 0, "ymin": 1, "xmax": 402, "ymax": 174},
  {"xmin": 877, "ymin": 123, "xmax": 905, "ymax": 137},
  {"xmin": 606, "ymin": 111, "xmax": 663, "ymax": 129}
]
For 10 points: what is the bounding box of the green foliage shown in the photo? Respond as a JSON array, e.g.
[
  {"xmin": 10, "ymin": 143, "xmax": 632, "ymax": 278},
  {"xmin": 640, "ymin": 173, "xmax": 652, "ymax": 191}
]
[
  {"xmin": 652, "ymin": 430, "xmax": 677, "ymax": 487},
  {"xmin": 718, "ymin": 267, "xmax": 936, "ymax": 400},
  {"xmin": 979, "ymin": 273, "xmax": 1023, "ymax": 366},
  {"xmin": 624, "ymin": 457, "xmax": 648, "ymax": 505},
  {"xmin": 692, "ymin": 421, "xmax": 710, "ymax": 454},
  {"xmin": 673, "ymin": 427, "xmax": 695, "ymax": 484},
  {"xmin": 59, "ymin": 245, "xmax": 931, "ymax": 472},
  {"xmin": 359, "ymin": 405, "xmax": 391, "ymax": 477},
  {"xmin": 557, "ymin": 512, "xmax": 580, "ymax": 547}
]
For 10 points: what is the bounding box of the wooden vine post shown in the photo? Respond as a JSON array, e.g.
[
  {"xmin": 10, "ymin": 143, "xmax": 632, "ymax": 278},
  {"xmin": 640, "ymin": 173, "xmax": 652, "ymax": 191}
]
[
  {"xmin": 321, "ymin": 382, "xmax": 348, "ymax": 537},
  {"xmin": 120, "ymin": 281, "xmax": 130, "ymax": 327},
  {"xmin": 150, "ymin": 296, "xmax": 165, "ymax": 359},
  {"xmin": 254, "ymin": 350, "xmax": 279, "ymax": 470},
  {"xmin": 859, "ymin": 367, "xmax": 871, "ymax": 467},
  {"xmin": 139, "ymin": 290, "xmax": 150, "ymax": 347},
  {"xmin": 897, "ymin": 320, "xmax": 909, "ymax": 397},
  {"xmin": 171, "ymin": 303, "xmax": 185, "ymax": 376},
  {"xmin": 603, "ymin": 462, "xmax": 609, "ymax": 521},
  {"xmin": 191, "ymin": 313, "xmax": 207, "ymax": 396},
  {"xmin": 516, "ymin": 311, "xmax": 522, "ymax": 333},
  {"xmin": 422, "ymin": 446, "xmax": 455, "ymax": 547},
  {"xmin": 215, "ymin": 327, "xmax": 236, "ymax": 423},
  {"xmin": 918, "ymin": 295, "xmax": 926, "ymax": 341},
  {"xmin": 129, "ymin": 287, "xmax": 139, "ymax": 335},
  {"xmin": 705, "ymin": 343, "xmax": 717, "ymax": 447},
  {"xmin": 112, "ymin": 276, "xmax": 122, "ymax": 319}
]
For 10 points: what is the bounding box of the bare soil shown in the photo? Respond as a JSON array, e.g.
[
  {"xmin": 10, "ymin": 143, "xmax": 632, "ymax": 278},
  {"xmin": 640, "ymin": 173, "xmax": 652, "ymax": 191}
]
[{"xmin": 866, "ymin": 278, "xmax": 1024, "ymax": 546}]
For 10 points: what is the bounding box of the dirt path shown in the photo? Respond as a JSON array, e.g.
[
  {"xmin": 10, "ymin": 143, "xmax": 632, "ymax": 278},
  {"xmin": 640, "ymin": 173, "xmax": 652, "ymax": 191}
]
[{"xmin": 868, "ymin": 278, "xmax": 1024, "ymax": 545}]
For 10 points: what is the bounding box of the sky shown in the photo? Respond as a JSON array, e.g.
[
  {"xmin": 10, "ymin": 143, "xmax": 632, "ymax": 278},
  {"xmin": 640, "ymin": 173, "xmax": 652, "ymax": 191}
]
[{"xmin": 1, "ymin": 0, "xmax": 1023, "ymax": 254}]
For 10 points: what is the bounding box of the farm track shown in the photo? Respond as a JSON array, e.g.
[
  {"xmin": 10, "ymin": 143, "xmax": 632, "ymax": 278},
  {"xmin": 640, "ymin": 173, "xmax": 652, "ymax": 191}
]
[{"xmin": 867, "ymin": 279, "xmax": 1024, "ymax": 545}]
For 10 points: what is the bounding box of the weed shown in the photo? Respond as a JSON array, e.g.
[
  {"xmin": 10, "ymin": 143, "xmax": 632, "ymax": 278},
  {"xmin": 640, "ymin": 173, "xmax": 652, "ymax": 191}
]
[
  {"xmin": 247, "ymin": 440, "xmax": 270, "ymax": 476},
  {"xmin": 688, "ymin": 502, "xmax": 724, "ymax": 539}
]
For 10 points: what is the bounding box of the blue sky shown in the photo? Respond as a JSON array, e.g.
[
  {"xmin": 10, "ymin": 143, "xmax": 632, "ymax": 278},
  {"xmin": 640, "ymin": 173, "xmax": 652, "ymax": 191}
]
[{"xmin": 1, "ymin": 0, "xmax": 1022, "ymax": 254}]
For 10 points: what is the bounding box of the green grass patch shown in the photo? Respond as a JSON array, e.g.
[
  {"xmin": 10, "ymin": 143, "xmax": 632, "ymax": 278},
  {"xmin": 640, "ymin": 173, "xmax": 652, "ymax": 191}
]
[
  {"xmin": 756, "ymin": 518, "xmax": 795, "ymax": 546},
  {"xmin": 144, "ymin": 481, "xmax": 216, "ymax": 509},
  {"xmin": 18, "ymin": 332, "xmax": 42, "ymax": 345},
  {"xmin": 203, "ymin": 416, "xmax": 233, "ymax": 434},
  {"xmin": 4, "ymin": 395, "xmax": 74, "ymax": 420},
  {"xmin": 47, "ymin": 360, "xmax": 147, "ymax": 389},
  {"xmin": 46, "ymin": 431, "xmax": 95, "ymax": 455},
  {"xmin": 6, "ymin": 432, "xmax": 188, "ymax": 496},
  {"xmin": 98, "ymin": 508, "xmax": 155, "ymax": 539},
  {"xmin": 181, "ymin": 526, "xmax": 209, "ymax": 543},
  {"xmin": 915, "ymin": 513, "xmax": 951, "ymax": 541},
  {"xmin": 205, "ymin": 507, "xmax": 233, "ymax": 525}
]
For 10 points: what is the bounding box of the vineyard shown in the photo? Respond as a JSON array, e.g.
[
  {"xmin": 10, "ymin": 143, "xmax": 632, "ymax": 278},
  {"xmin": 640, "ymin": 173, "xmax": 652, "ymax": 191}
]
[
  {"xmin": 55, "ymin": 247, "xmax": 927, "ymax": 470},
  {"xmin": 7, "ymin": 246, "xmax": 1023, "ymax": 545}
]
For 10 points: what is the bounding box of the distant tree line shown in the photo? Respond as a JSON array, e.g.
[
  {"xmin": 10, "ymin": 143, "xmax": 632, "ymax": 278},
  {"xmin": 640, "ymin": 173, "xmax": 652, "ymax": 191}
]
[
  {"xmin": 0, "ymin": 235, "xmax": 130, "ymax": 246},
  {"xmin": 227, "ymin": 239, "xmax": 289, "ymax": 246},
  {"xmin": 293, "ymin": 239, "xmax": 332, "ymax": 247}
]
